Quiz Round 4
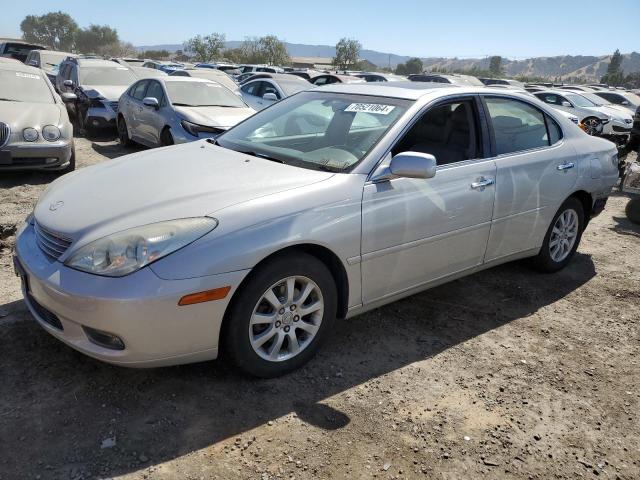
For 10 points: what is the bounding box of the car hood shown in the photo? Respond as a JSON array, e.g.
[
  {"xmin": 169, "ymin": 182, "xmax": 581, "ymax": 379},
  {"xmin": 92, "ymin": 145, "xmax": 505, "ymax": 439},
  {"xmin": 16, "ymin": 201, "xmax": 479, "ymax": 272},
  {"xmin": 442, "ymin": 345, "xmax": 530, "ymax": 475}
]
[
  {"xmin": 591, "ymin": 105, "xmax": 632, "ymax": 121},
  {"xmin": 34, "ymin": 141, "xmax": 334, "ymax": 247},
  {"xmin": 175, "ymin": 105, "xmax": 255, "ymax": 128},
  {"xmin": 82, "ymin": 85, "xmax": 128, "ymax": 101},
  {"xmin": 1, "ymin": 101, "xmax": 61, "ymax": 131}
]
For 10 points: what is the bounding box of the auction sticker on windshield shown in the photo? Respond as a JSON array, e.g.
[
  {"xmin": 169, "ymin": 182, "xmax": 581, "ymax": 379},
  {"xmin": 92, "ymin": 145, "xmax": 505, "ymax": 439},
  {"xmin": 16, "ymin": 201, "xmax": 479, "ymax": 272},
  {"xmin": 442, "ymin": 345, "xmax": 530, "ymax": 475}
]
[{"xmin": 345, "ymin": 103, "xmax": 396, "ymax": 115}]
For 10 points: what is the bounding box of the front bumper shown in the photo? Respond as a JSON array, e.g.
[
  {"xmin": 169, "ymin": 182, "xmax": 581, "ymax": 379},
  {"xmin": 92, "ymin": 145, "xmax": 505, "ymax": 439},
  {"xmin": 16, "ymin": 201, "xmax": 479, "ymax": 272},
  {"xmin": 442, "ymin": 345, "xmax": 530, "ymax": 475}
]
[
  {"xmin": 0, "ymin": 140, "xmax": 73, "ymax": 171},
  {"xmin": 85, "ymin": 105, "xmax": 117, "ymax": 129},
  {"xmin": 15, "ymin": 221, "xmax": 250, "ymax": 367}
]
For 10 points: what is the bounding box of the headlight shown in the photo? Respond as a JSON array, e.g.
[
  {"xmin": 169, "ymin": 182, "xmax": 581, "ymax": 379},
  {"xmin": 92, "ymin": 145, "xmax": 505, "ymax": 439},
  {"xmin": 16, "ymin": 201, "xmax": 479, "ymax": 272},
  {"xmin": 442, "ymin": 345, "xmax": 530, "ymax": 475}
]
[
  {"xmin": 180, "ymin": 119, "xmax": 224, "ymax": 137},
  {"xmin": 65, "ymin": 218, "xmax": 218, "ymax": 277},
  {"xmin": 42, "ymin": 125, "xmax": 61, "ymax": 141},
  {"xmin": 23, "ymin": 128, "xmax": 39, "ymax": 142}
]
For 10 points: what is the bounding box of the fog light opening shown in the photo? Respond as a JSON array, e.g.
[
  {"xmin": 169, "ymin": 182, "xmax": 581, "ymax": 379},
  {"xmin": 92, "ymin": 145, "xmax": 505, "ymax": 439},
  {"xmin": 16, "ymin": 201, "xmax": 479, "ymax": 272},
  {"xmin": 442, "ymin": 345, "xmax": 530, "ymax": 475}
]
[
  {"xmin": 45, "ymin": 157, "xmax": 58, "ymax": 164},
  {"xmin": 83, "ymin": 326, "xmax": 125, "ymax": 350}
]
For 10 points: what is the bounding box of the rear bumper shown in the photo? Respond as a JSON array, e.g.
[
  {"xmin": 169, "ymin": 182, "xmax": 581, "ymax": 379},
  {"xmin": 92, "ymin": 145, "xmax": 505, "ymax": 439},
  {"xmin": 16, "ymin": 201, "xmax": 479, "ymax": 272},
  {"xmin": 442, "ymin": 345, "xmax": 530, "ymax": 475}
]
[{"xmin": 0, "ymin": 140, "xmax": 73, "ymax": 171}]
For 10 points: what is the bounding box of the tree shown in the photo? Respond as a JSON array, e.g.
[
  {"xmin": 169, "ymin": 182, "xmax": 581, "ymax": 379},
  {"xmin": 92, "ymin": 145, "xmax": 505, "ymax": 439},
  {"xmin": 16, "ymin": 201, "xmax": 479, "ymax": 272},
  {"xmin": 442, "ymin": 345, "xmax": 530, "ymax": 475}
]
[
  {"xmin": 184, "ymin": 33, "xmax": 226, "ymax": 62},
  {"xmin": 239, "ymin": 37, "xmax": 263, "ymax": 63},
  {"xmin": 20, "ymin": 11, "xmax": 78, "ymax": 51},
  {"xmin": 601, "ymin": 49, "xmax": 625, "ymax": 86},
  {"xmin": 489, "ymin": 55, "xmax": 503, "ymax": 77},
  {"xmin": 258, "ymin": 35, "xmax": 290, "ymax": 65},
  {"xmin": 75, "ymin": 25, "xmax": 119, "ymax": 54},
  {"xmin": 333, "ymin": 38, "xmax": 361, "ymax": 70},
  {"xmin": 138, "ymin": 49, "xmax": 171, "ymax": 60},
  {"xmin": 396, "ymin": 57, "xmax": 423, "ymax": 75}
]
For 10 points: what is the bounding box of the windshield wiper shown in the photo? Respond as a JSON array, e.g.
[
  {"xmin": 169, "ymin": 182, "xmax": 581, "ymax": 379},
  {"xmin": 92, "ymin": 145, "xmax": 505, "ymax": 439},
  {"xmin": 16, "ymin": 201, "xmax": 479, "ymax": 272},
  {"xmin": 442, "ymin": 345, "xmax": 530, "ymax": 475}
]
[
  {"xmin": 0, "ymin": 98, "xmax": 19, "ymax": 102},
  {"xmin": 238, "ymin": 150, "xmax": 286, "ymax": 164},
  {"xmin": 172, "ymin": 102, "xmax": 197, "ymax": 107}
]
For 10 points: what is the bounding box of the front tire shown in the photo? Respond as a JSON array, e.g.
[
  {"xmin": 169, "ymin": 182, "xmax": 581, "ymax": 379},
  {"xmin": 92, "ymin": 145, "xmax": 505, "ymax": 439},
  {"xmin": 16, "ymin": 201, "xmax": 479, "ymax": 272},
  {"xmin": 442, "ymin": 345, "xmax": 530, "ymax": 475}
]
[
  {"xmin": 160, "ymin": 127, "xmax": 174, "ymax": 147},
  {"xmin": 582, "ymin": 116, "xmax": 602, "ymax": 136},
  {"xmin": 532, "ymin": 197, "xmax": 585, "ymax": 272},
  {"xmin": 224, "ymin": 252, "xmax": 337, "ymax": 378},
  {"xmin": 117, "ymin": 116, "xmax": 133, "ymax": 147}
]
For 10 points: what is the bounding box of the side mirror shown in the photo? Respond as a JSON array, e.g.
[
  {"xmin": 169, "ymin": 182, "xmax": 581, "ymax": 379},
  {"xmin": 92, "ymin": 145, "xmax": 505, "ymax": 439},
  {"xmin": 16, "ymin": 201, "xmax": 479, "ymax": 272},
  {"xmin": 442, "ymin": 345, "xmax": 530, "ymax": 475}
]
[
  {"xmin": 60, "ymin": 92, "xmax": 77, "ymax": 103},
  {"xmin": 263, "ymin": 92, "xmax": 278, "ymax": 101},
  {"xmin": 143, "ymin": 97, "xmax": 160, "ymax": 109},
  {"xmin": 63, "ymin": 79, "xmax": 74, "ymax": 88},
  {"xmin": 389, "ymin": 152, "xmax": 437, "ymax": 179},
  {"xmin": 562, "ymin": 101, "xmax": 572, "ymax": 107}
]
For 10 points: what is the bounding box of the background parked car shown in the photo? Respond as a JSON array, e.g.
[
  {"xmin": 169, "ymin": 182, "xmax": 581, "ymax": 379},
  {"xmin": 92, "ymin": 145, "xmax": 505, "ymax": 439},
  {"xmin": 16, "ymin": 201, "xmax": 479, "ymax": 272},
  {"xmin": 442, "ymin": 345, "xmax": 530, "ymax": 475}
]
[
  {"xmin": 534, "ymin": 89, "xmax": 632, "ymax": 138},
  {"xmin": 479, "ymin": 78, "xmax": 525, "ymax": 88},
  {"xmin": 142, "ymin": 60, "xmax": 185, "ymax": 74},
  {"xmin": 238, "ymin": 64, "xmax": 285, "ymax": 74},
  {"xmin": 287, "ymin": 69, "xmax": 322, "ymax": 81},
  {"xmin": 56, "ymin": 57, "xmax": 138, "ymax": 135},
  {"xmin": 408, "ymin": 73, "xmax": 485, "ymax": 86},
  {"xmin": 169, "ymin": 68, "xmax": 241, "ymax": 95},
  {"xmin": 0, "ymin": 38, "xmax": 44, "ymax": 62},
  {"xmin": 25, "ymin": 50, "xmax": 77, "ymax": 85},
  {"xmin": 196, "ymin": 63, "xmax": 243, "ymax": 76},
  {"xmin": 117, "ymin": 77, "xmax": 254, "ymax": 147},
  {"xmin": 592, "ymin": 90, "xmax": 640, "ymax": 115},
  {"xmin": 0, "ymin": 61, "xmax": 74, "ymax": 172},
  {"xmin": 309, "ymin": 74, "xmax": 365, "ymax": 86},
  {"xmin": 353, "ymin": 72, "xmax": 406, "ymax": 82},
  {"xmin": 240, "ymin": 73, "xmax": 312, "ymax": 110}
]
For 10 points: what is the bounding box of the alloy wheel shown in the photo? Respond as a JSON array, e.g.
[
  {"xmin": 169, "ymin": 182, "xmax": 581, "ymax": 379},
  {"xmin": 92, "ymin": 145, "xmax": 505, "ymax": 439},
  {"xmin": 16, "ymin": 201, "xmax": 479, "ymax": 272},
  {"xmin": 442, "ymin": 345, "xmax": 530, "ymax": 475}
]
[
  {"xmin": 582, "ymin": 118, "xmax": 601, "ymax": 136},
  {"xmin": 549, "ymin": 208, "xmax": 579, "ymax": 262},
  {"xmin": 249, "ymin": 275, "xmax": 324, "ymax": 362}
]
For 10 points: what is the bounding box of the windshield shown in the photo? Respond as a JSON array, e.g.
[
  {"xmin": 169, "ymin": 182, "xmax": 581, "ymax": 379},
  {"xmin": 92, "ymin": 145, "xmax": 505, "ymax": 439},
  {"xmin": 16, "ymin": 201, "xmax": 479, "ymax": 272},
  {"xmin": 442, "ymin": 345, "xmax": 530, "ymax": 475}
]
[
  {"xmin": 217, "ymin": 91, "xmax": 411, "ymax": 172},
  {"xmin": 0, "ymin": 69, "xmax": 53, "ymax": 103},
  {"xmin": 166, "ymin": 81, "xmax": 246, "ymax": 107},
  {"xmin": 565, "ymin": 93, "xmax": 597, "ymax": 108},
  {"xmin": 40, "ymin": 51, "xmax": 70, "ymax": 68},
  {"xmin": 580, "ymin": 92, "xmax": 610, "ymax": 105},
  {"xmin": 81, "ymin": 66, "xmax": 136, "ymax": 86},
  {"xmin": 279, "ymin": 79, "xmax": 311, "ymax": 96}
]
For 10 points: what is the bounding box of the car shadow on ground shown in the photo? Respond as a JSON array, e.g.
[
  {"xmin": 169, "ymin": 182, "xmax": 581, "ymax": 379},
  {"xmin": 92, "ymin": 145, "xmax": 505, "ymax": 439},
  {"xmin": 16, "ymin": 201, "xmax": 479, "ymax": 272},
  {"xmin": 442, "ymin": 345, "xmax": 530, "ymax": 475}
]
[
  {"xmin": 0, "ymin": 170, "xmax": 61, "ymax": 189},
  {"xmin": 91, "ymin": 141, "xmax": 145, "ymax": 159},
  {"xmin": 0, "ymin": 254, "xmax": 597, "ymax": 478}
]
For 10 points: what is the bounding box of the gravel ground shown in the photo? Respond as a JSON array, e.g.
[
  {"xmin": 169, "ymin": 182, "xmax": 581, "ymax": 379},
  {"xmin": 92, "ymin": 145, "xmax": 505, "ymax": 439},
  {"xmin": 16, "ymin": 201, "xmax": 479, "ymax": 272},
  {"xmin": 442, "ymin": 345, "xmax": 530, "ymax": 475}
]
[{"xmin": 0, "ymin": 133, "xmax": 639, "ymax": 480}]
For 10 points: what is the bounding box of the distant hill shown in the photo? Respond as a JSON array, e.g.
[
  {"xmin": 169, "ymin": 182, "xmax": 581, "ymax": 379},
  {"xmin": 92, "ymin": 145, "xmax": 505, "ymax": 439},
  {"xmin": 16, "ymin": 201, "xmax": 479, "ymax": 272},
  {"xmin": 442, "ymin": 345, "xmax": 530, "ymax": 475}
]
[{"xmin": 136, "ymin": 42, "xmax": 640, "ymax": 80}]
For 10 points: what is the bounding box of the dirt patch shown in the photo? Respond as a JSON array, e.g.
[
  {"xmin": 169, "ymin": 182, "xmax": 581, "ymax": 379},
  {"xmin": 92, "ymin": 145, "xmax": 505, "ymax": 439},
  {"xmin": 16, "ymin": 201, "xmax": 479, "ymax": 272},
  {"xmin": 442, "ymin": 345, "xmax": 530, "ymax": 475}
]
[{"xmin": 0, "ymin": 137, "xmax": 638, "ymax": 479}]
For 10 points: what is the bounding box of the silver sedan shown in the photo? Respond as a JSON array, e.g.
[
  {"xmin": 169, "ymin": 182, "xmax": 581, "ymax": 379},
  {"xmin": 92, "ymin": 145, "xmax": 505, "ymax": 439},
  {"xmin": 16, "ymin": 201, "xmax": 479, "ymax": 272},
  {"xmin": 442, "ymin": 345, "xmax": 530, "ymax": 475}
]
[
  {"xmin": 117, "ymin": 77, "xmax": 255, "ymax": 147},
  {"xmin": 15, "ymin": 83, "xmax": 618, "ymax": 377}
]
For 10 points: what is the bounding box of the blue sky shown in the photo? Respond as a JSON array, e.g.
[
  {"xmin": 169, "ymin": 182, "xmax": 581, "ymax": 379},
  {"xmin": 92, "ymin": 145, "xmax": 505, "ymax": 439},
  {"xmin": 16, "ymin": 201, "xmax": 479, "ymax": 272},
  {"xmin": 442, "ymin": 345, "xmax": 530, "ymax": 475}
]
[{"xmin": 1, "ymin": 0, "xmax": 638, "ymax": 58}]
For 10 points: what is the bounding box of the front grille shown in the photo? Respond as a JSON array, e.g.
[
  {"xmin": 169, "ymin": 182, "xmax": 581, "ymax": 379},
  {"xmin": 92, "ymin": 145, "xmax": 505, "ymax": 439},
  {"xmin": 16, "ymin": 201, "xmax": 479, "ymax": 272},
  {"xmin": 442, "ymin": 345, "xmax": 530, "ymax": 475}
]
[
  {"xmin": 34, "ymin": 221, "xmax": 72, "ymax": 260},
  {"xmin": 0, "ymin": 122, "xmax": 9, "ymax": 147},
  {"xmin": 612, "ymin": 125, "xmax": 632, "ymax": 133},
  {"xmin": 27, "ymin": 291, "xmax": 63, "ymax": 330},
  {"xmin": 109, "ymin": 101, "xmax": 119, "ymax": 112}
]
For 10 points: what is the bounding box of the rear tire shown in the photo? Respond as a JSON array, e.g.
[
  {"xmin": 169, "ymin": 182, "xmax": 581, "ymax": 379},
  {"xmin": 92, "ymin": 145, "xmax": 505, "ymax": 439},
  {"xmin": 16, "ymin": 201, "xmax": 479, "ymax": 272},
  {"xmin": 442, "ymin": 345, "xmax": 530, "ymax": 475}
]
[
  {"xmin": 532, "ymin": 197, "xmax": 585, "ymax": 272},
  {"xmin": 224, "ymin": 252, "xmax": 337, "ymax": 378}
]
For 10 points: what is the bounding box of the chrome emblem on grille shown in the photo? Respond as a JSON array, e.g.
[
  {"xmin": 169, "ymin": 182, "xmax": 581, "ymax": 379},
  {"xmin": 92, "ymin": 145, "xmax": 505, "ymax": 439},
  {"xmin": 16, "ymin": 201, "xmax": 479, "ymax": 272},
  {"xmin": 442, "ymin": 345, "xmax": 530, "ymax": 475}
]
[{"xmin": 49, "ymin": 201, "xmax": 64, "ymax": 211}]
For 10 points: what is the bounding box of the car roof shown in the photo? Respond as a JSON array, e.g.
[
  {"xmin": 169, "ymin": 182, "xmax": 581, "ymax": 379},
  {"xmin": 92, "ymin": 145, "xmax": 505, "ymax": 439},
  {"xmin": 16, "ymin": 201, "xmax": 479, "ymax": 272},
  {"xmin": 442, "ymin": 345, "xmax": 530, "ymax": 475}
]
[
  {"xmin": 0, "ymin": 60, "xmax": 44, "ymax": 75},
  {"xmin": 75, "ymin": 58, "xmax": 126, "ymax": 68},
  {"xmin": 314, "ymin": 81, "xmax": 462, "ymax": 99},
  {"xmin": 160, "ymin": 76, "xmax": 213, "ymax": 84}
]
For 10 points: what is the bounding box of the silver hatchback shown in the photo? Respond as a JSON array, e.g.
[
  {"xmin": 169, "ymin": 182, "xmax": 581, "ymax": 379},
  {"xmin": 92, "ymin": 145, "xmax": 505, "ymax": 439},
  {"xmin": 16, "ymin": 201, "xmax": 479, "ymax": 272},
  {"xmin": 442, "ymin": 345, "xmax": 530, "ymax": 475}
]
[{"xmin": 15, "ymin": 83, "xmax": 618, "ymax": 377}]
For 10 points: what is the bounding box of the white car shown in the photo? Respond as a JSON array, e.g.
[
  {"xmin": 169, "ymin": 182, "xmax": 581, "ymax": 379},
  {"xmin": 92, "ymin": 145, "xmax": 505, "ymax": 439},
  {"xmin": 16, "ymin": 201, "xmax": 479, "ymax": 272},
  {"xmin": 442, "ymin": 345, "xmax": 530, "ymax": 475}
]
[
  {"xmin": 591, "ymin": 90, "xmax": 640, "ymax": 115},
  {"xmin": 535, "ymin": 90, "xmax": 632, "ymax": 137}
]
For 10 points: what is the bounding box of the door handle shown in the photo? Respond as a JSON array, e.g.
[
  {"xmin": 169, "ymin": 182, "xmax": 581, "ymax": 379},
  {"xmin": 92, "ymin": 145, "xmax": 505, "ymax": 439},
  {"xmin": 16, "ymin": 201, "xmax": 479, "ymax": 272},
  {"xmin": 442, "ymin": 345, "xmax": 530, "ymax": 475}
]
[
  {"xmin": 470, "ymin": 177, "xmax": 495, "ymax": 190},
  {"xmin": 557, "ymin": 162, "xmax": 575, "ymax": 171}
]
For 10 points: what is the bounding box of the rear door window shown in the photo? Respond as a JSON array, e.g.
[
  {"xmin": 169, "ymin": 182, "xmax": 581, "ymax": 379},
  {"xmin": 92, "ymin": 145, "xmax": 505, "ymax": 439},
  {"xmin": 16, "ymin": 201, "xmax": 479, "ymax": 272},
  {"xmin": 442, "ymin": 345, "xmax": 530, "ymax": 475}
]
[{"xmin": 484, "ymin": 97, "xmax": 550, "ymax": 155}]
